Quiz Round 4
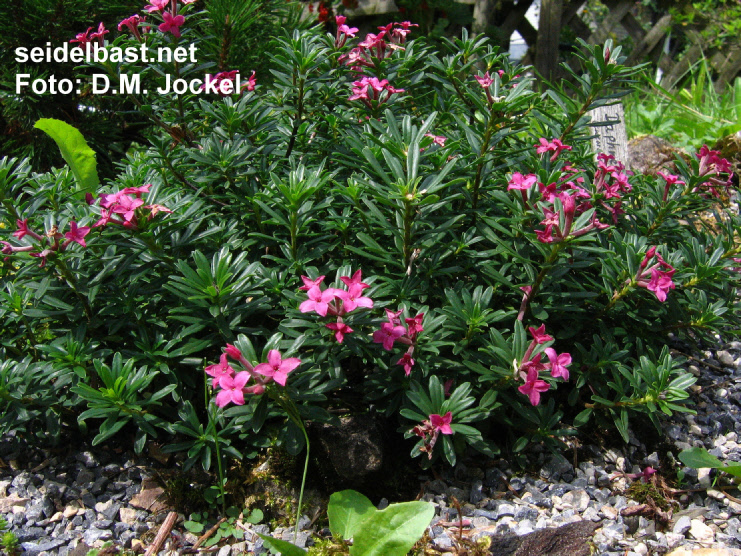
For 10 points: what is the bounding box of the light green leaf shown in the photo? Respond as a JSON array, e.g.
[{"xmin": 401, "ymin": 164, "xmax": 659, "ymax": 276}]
[
  {"xmin": 328, "ymin": 490, "xmax": 376, "ymax": 540},
  {"xmin": 350, "ymin": 501, "xmax": 435, "ymax": 556},
  {"xmin": 34, "ymin": 118, "xmax": 99, "ymax": 194},
  {"xmin": 257, "ymin": 533, "xmax": 308, "ymax": 556}
]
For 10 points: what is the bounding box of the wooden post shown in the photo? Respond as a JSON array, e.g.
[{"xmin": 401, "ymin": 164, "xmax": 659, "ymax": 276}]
[
  {"xmin": 472, "ymin": 0, "xmax": 498, "ymax": 36},
  {"xmin": 535, "ymin": 0, "xmax": 564, "ymax": 83}
]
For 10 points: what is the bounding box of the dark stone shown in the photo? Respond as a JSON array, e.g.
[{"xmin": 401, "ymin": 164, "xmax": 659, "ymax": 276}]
[
  {"xmin": 15, "ymin": 526, "xmax": 45, "ymax": 542},
  {"xmin": 485, "ymin": 521, "xmax": 600, "ymax": 556},
  {"xmin": 309, "ymin": 413, "xmax": 385, "ymax": 490}
]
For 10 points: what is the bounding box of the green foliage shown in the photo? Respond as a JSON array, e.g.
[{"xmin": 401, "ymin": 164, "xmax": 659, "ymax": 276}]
[
  {"xmin": 33, "ymin": 119, "xmax": 100, "ymax": 196},
  {"xmin": 0, "ymin": 11, "xmax": 737, "ymax": 491},
  {"xmin": 625, "ymin": 64, "xmax": 741, "ymax": 150},
  {"xmin": 679, "ymin": 447, "xmax": 741, "ymax": 479},
  {"xmin": 264, "ymin": 490, "xmax": 434, "ymax": 556}
]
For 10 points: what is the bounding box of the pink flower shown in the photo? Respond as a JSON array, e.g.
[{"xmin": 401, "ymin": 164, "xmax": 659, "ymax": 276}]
[
  {"xmin": 205, "ymin": 354, "xmax": 235, "ymax": 388},
  {"xmin": 647, "ymin": 268, "xmax": 675, "ymax": 302},
  {"xmin": 299, "ymin": 286, "xmax": 338, "ymax": 317},
  {"xmin": 535, "ymin": 223, "xmax": 555, "ymax": 243},
  {"xmin": 528, "ymin": 324, "xmax": 553, "ymax": 344},
  {"xmin": 475, "ymin": 72, "xmax": 493, "ymax": 88},
  {"xmin": 544, "ymin": 348, "xmax": 571, "ymax": 380},
  {"xmin": 145, "ymin": 0, "xmax": 169, "ymax": 12},
  {"xmin": 159, "ymin": 12, "xmax": 185, "ymax": 37},
  {"xmin": 215, "ymin": 372, "xmax": 251, "ymax": 407},
  {"xmin": 253, "ymin": 350, "xmax": 301, "ymax": 386},
  {"xmin": 326, "ymin": 321, "xmax": 353, "ymax": 343},
  {"xmin": 340, "ymin": 269, "xmax": 369, "ymax": 291},
  {"xmin": 507, "ymin": 173, "xmax": 537, "ymax": 191},
  {"xmin": 13, "ymin": 219, "xmax": 32, "ymax": 240},
  {"xmin": 337, "ymin": 284, "xmax": 373, "ymax": 313},
  {"xmin": 424, "ymin": 133, "xmax": 447, "ymax": 148},
  {"xmin": 339, "ymin": 24, "xmax": 358, "ymax": 37},
  {"xmin": 385, "ymin": 308, "xmax": 403, "ymax": 326},
  {"xmin": 70, "ymin": 27, "xmax": 94, "ymax": 45},
  {"xmin": 396, "ymin": 352, "xmax": 415, "ymax": 375},
  {"xmin": 64, "ymin": 221, "xmax": 91, "ymax": 248},
  {"xmin": 111, "ymin": 195, "xmax": 144, "ymax": 222},
  {"xmin": 536, "ymin": 138, "xmax": 572, "ymax": 162},
  {"xmin": 299, "ymin": 275, "xmax": 325, "ymax": 291},
  {"xmin": 430, "ymin": 412, "xmax": 453, "ymax": 435},
  {"xmin": 224, "ymin": 344, "xmax": 242, "ymax": 360},
  {"xmin": 373, "ymin": 322, "xmax": 406, "ymax": 350},
  {"xmin": 118, "ymin": 15, "xmax": 145, "ymax": 40},
  {"xmin": 90, "ymin": 22, "xmax": 109, "ymax": 43},
  {"xmin": 518, "ymin": 368, "xmax": 550, "ymax": 406},
  {"xmin": 336, "ymin": 15, "xmax": 346, "ymax": 25},
  {"xmin": 242, "ymin": 71, "xmax": 257, "ymax": 92},
  {"xmin": 657, "ymin": 171, "xmax": 686, "ymax": 202},
  {"xmin": 405, "ymin": 313, "xmax": 424, "ymax": 338}
]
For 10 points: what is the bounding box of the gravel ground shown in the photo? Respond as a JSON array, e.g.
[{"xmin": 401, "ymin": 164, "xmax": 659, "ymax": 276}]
[{"xmin": 4, "ymin": 335, "xmax": 741, "ymax": 555}]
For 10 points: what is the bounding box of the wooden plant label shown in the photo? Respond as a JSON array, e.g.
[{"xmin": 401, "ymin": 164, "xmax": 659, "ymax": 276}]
[{"xmin": 588, "ymin": 103, "xmax": 628, "ymax": 164}]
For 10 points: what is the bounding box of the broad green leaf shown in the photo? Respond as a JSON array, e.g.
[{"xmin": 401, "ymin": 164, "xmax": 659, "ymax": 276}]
[
  {"xmin": 34, "ymin": 118, "xmax": 99, "ymax": 194},
  {"xmin": 328, "ymin": 490, "xmax": 376, "ymax": 540},
  {"xmin": 350, "ymin": 501, "xmax": 435, "ymax": 556},
  {"xmin": 679, "ymin": 447, "xmax": 741, "ymax": 478},
  {"xmin": 257, "ymin": 533, "xmax": 308, "ymax": 556}
]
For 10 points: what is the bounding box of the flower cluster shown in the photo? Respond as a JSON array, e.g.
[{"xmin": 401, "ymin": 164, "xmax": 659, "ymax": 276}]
[
  {"xmin": 333, "ymin": 15, "xmax": 358, "ymax": 49},
  {"xmin": 656, "ymin": 171, "xmax": 686, "ymax": 202},
  {"xmin": 206, "ymin": 346, "xmax": 300, "ymax": 407},
  {"xmin": 200, "ymin": 70, "xmax": 257, "ymax": 97},
  {"xmin": 339, "ymin": 19, "xmax": 416, "ymax": 105},
  {"xmin": 516, "ymin": 325, "xmax": 571, "ymax": 406},
  {"xmin": 93, "ymin": 184, "xmax": 171, "ymax": 229},
  {"xmin": 536, "ymin": 138, "xmax": 573, "ymax": 162},
  {"xmin": 70, "ymin": 23, "xmax": 110, "ymax": 47},
  {"xmin": 348, "ymin": 77, "xmax": 405, "ymax": 109},
  {"xmin": 2, "ymin": 219, "xmax": 91, "ymax": 268},
  {"xmin": 694, "ymin": 145, "xmax": 733, "ymax": 198},
  {"xmin": 411, "ymin": 412, "xmax": 453, "ymax": 459},
  {"xmin": 298, "ymin": 269, "xmax": 374, "ymax": 343},
  {"xmin": 592, "ymin": 153, "xmax": 632, "ymax": 223},
  {"xmin": 634, "ymin": 246, "xmax": 675, "ymax": 302},
  {"xmin": 373, "ymin": 309, "xmax": 424, "ymax": 375}
]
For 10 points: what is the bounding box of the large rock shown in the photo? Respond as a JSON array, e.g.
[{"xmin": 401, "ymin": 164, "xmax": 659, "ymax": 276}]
[
  {"xmin": 628, "ymin": 135, "xmax": 684, "ymax": 175},
  {"xmin": 481, "ymin": 521, "xmax": 600, "ymax": 556}
]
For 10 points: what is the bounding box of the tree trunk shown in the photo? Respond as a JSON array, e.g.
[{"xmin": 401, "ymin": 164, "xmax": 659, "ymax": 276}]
[{"xmin": 535, "ymin": 0, "xmax": 563, "ymax": 83}]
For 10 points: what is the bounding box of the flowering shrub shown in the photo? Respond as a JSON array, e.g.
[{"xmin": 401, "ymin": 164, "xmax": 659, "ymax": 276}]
[{"xmin": 0, "ymin": 2, "xmax": 738, "ymax": 474}]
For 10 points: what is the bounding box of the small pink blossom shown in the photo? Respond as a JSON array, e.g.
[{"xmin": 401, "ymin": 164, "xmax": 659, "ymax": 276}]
[
  {"xmin": 507, "ymin": 173, "xmax": 537, "ymax": 191},
  {"xmin": 299, "ymin": 275, "xmax": 325, "ymax": 291},
  {"xmin": 70, "ymin": 27, "xmax": 94, "ymax": 45},
  {"xmin": 430, "ymin": 412, "xmax": 453, "ymax": 435},
  {"xmin": 475, "ymin": 72, "xmax": 493, "ymax": 88},
  {"xmin": 518, "ymin": 368, "xmax": 550, "ymax": 406},
  {"xmin": 159, "ymin": 12, "xmax": 185, "ymax": 37},
  {"xmin": 647, "ymin": 268, "xmax": 675, "ymax": 302},
  {"xmin": 424, "ymin": 133, "xmax": 447, "ymax": 148},
  {"xmin": 144, "ymin": 0, "xmax": 169, "ymax": 12},
  {"xmin": 528, "ymin": 324, "xmax": 553, "ymax": 344},
  {"xmin": 405, "ymin": 313, "xmax": 424, "ymax": 338},
  {"xmin": 544, "ymin": 348, "xmax": 571, "ymax": 380},
  {"xmin": 215, "ymin": 372, "xmax": 251, "ymax": 407},
  {"xmin": 253, "ymin": 350, "xmax": 301, "ymax": 386},
  {"xmin": 337, "ymin": 284, "xmax": 373, "ymax": 313},
  {"xmin": 64, "ymin": 221, "xmax": 91, "ymax": 248},
  {"xmin": 299, "ymin": 286, "xmax": 339, "ymax": 317},
  {"xmin": 326, "ymin": 321, "xmax": 353, "ymax": 343},
  {"xmin": 396, "ymin": 352, "xmax": 415, "ymax": 375},
  {"xmin": 373, "ymin": 322, "xmax": 406, "ymax": 350},
  {"xmin": 205, "ymin": 354, "xmax": 235, "ymax": 388},
  {"xmin": 340, "ymin": 269, "xmax": 369, "ymax": 291}
]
